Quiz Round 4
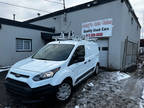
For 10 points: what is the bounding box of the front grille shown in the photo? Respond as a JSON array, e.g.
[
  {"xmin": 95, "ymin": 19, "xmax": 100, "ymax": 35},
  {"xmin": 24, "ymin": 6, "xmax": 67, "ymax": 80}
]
[
  {"xmin": 5, "ymin": 78, "xmax": 31, "ymax": 97},
  {"xmin": 6, "ymin": 78, "xmax": 30, "ymax": 88}
]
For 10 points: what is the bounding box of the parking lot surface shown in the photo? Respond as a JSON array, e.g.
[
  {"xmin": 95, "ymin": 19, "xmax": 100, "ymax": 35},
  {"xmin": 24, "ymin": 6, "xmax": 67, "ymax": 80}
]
[{"xmin": 1, "ymin": 68, "xmax": 144, "ymax": 108}]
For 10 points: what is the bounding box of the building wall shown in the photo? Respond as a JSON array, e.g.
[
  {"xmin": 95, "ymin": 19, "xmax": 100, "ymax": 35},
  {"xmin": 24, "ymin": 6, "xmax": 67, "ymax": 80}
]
[
  {"xmin": 31, "ymin": 0, "xmax": 123, "ymax": 70},
  {"xmin": 29, "ymin": 0, "xmax": 140, "ymax": 70},
  {"xmin": 120, "ymin": 1, "xmax": 140, "ymax": 69},
  {"xmin": 0, "ymin": 24, "xmax": 46, "ymax": 66}
]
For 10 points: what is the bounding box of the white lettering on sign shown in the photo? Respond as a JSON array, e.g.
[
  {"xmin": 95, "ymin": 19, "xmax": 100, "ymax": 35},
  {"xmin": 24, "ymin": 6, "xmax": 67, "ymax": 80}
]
[{"xmin": 82, "ymin": 18, "xmax": 113, "ymax": 37}]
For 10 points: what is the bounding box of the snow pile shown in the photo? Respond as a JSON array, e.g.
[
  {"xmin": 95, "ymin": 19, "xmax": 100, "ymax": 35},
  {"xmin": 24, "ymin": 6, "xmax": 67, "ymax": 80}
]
[
  {"xmin": 115, "ymin": 71, "xmax": 130, "ymax": 81},
  {"xmin": 0, "ymin": 69, "xmax": 9, "ymax": 73},
  {"xmin": 74, "ymin": 105, "xmax": 79, "ymax": 108},
  {"xmin": 87, "ymin": 82, "xmax": 94, "ymax": 87},
  {"xmin": 0, "ymin": 66, "xmax": 10, "ymax": 73},
  {"xmin": 141, "ymin": 89, "xmax": 144, "ymax": 100},
  {"xmin": 139, "ymin": 81, "xmax": 144, "ymax": 108}
]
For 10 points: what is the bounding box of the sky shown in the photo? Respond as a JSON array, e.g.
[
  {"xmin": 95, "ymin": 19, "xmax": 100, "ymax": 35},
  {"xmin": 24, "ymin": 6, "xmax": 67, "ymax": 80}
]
[{"xmin": 0, "ymin": 0, "xmax": 143, "ymax": 37}]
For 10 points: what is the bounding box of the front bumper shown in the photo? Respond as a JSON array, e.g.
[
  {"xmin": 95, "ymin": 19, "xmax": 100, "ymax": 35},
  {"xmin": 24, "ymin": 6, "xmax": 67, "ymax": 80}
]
[{"xmin": 5, "ymin": 78, "xmax": 57, "ymax": 103}]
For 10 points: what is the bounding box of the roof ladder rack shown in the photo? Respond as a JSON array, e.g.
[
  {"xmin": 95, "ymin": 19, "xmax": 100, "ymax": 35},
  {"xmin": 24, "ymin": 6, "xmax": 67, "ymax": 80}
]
[{"xmin": 54, "ymin": 31, "xmax": 98, "ymax": 42}]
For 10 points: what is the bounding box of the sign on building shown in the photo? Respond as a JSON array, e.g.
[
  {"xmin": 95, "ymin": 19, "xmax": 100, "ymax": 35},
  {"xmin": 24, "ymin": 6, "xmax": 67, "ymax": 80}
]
[{"xmin": 82, "ymin": 18, "xmax": 113, "ymax": 37}]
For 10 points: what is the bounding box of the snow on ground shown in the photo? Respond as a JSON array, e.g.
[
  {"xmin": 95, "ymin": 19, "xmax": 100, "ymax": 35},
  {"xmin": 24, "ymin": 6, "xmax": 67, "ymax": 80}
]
[
  {"xmin": 65, "ymin": 71, "xmax": 144, "ymax": 108},
  {"xmin": 0, "ymin": 69, "xmax": 9, "ymax": 73},
  {"xmin": 115, "ymin": 71, "xmax": 131, "ymax": 81},
  {"xmin": 139, "ymin": 80, "xmax": 144, "ymax": 108},
  {"xmin": 141, "ymin": 89, "xmax": 144, "ymax": 100},
  {"xmin": 0, "ymin": 66, "xmax": 10, "ymax": 73}
]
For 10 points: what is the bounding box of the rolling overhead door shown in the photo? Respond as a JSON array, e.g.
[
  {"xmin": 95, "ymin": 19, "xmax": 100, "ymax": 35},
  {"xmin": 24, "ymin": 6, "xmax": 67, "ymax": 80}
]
[{"xmin": 97, "ymin": 39, "xmax": 109, "ymax": 67}]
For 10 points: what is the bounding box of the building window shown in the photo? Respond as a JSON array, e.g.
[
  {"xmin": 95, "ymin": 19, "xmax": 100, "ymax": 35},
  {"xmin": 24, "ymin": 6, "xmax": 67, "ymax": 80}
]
[
  {"xmin": 102, "ymin": 47, "xmax": 109, "ymax": 51},
  {"xmin": 16, "ymin": 38, "xmax": 32, "ymax": 52}
]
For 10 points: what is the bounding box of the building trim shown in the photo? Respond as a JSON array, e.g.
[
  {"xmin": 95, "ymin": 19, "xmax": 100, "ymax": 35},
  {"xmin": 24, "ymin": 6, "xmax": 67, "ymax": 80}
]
[
  {"xmin": 24, "ymin": 0, "xmax": 141, "ymax": 28},
  {"xmin": 121, "ymin": 0, "xmax": 141, "ymax": 28},
  {"xmin": 0, "ymin": 17, "xmax": 55, "ymax": 33},
  {"xmin": 24, "ymin": 0, "xmax": 118, "ymax": 23}
]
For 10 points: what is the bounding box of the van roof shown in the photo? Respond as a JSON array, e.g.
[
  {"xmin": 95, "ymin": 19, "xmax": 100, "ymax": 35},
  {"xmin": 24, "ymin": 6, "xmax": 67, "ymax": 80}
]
[{"xmin": 49, "ymin": 40, "xmax": 96, "ymax": 46}]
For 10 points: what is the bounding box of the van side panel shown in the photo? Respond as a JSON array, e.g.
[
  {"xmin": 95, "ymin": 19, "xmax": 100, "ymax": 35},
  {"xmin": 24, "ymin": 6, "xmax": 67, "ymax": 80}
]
[{"xmin": 85, "ymin": 42, "xmax": 99, "ymax": 71}]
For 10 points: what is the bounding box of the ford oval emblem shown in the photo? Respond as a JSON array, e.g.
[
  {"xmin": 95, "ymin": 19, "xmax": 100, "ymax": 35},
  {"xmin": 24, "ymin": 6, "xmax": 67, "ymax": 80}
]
[{"xmin": 15, "ymin": 73, "xmax": 21, "ymax": 77}]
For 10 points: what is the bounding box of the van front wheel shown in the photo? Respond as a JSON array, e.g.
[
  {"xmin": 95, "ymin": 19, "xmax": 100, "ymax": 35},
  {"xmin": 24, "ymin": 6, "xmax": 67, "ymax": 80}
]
[{"xmin": 56, "ymin": 82, "xmax": 72, "ymax": 102}]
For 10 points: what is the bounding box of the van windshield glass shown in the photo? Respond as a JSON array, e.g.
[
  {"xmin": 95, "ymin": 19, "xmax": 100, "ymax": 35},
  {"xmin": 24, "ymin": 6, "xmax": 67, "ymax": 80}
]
[{"xmin": 32, "ymin": 44, "xmax": 74, "ymax": 61}]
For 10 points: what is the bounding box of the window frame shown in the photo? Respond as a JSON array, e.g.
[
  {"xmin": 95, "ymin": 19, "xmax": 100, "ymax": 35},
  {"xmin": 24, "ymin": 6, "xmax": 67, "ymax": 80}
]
[
  {"xmin": 68, "ymin": 45, "xmax": 85, "ymax": 66},
  {"xmin": 102, "ymin": 47, "xmax": 109, "ymax": 51},
  {"xmin": 16, "ymin": 38, "xmax": 32, "ymax": 52}
]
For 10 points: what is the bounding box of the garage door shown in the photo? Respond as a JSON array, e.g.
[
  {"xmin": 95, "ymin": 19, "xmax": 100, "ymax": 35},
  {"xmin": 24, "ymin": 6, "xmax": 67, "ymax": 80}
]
[{"xmin": 97, "ymin": 39, "xmax": 109, "ymax": 67}]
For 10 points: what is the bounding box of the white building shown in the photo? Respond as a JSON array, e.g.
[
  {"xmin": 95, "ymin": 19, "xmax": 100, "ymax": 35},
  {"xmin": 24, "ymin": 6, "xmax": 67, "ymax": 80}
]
[
  {"xmin": 0, "ymin": 0, "xmax": 141, "ymax": 70},
  {"xmin": 25, "ymin": 0, "xmax": 141, "ymax": 70},
  {"xmin": 0, "ymin": 18, "xmax": 54, "ymax": 67}
]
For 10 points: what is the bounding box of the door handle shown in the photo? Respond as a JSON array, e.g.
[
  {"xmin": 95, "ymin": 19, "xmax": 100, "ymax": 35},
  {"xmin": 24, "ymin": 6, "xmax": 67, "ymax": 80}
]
[
  {"xmin": 84, "ymin": 61, "xmax": 87, "ymax": 64},
  {"xmin": 88, "ymin": 59, "xmax": 91, "ymax": 62}
]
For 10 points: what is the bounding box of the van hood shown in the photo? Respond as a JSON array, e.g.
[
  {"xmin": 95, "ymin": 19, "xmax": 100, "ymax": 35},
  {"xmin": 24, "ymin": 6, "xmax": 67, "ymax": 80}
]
[{"xmin": 13, "ymin": 58, "xmax": 65, "ymax": 72}]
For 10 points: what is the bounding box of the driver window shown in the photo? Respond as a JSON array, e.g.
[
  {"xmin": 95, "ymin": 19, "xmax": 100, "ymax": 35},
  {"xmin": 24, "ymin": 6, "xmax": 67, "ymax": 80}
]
[{"xmin": 68, "ymin": 45, "xmax": 85, "ymax": 66}]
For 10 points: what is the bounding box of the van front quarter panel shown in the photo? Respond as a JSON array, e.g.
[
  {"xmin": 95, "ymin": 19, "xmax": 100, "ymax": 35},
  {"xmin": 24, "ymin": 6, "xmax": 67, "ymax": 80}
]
[{"xmin": 51, "ymin": 68, "xmax": 74, "ymax": 86}]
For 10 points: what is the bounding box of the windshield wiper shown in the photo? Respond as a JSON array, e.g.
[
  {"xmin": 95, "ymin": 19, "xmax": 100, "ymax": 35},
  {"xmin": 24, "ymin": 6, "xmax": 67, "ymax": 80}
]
[{"xmin": 33, "ymin": 58, "xmax": 49, "ymax": 60}]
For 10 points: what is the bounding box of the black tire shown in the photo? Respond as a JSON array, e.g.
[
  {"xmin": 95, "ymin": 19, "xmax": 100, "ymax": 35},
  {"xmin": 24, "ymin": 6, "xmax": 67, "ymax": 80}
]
[{"xmin": 56, "ymin": 81, "xmax": 72, "ymax": 102}]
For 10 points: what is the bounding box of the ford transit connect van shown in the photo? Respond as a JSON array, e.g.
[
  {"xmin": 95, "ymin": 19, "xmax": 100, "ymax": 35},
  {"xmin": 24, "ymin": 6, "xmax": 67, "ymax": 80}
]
[{"xmin": 5, "ymin": 40, "xmax": 99, "ymax": 102}]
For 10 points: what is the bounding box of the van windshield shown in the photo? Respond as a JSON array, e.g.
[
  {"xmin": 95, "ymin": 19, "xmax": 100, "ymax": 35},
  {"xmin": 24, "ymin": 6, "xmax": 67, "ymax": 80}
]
[{"xmin": 32, "ymin": 44, "xmax": 74, "ymax": 61}]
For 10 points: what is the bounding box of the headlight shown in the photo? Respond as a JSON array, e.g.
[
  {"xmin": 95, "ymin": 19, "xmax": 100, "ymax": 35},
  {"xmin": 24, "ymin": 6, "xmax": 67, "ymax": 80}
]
[{"xmin": 33, "ymin": 67, "xmax": 60, "ymax": 81}]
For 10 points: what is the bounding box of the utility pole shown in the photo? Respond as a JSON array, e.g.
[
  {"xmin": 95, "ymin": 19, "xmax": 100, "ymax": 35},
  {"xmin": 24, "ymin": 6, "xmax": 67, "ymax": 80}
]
[
  {"xmin": 62, "ymin": 0, "xmax": 66, "ymax": 22},
  {"xmin": 63, "ymin": 0, "xmax": 65, "ymax": 10},
  {"xmin": 13, "ymin": 14, "xmax": 16, "ymax": 21}
]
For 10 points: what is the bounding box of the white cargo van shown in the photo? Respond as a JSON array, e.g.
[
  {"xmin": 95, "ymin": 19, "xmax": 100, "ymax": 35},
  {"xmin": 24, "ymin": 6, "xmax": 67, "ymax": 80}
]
[{"xmin": 5, "ymin": 40, "xmax": 99, "ymax": 102}]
